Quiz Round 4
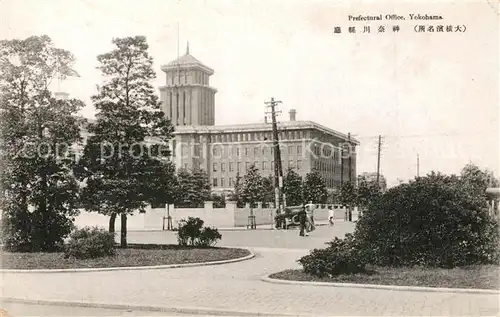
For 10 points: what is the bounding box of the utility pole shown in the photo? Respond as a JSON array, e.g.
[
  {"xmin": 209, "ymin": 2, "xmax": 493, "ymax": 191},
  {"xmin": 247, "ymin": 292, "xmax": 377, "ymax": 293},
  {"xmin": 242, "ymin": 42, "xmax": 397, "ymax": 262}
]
[
  {"xmin": 265, "ymin": 97, "xmax": 284, "ymax": 228},
  {"xmin": 376, "ymin": 135, "xmax": 382, "ymax": 184},
  {"xmin": 417, "ymin": 153, "xmax": 420, "ymax": 177}
]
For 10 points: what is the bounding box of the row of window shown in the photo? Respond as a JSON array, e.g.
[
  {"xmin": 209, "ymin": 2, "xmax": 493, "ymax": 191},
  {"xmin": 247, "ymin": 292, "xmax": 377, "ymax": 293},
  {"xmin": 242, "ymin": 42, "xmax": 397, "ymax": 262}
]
[
  {"xmin": 209, "ymin": 130, "xmax": 309, "ymax": 143},
  {"xmin": 212, "ymin": 175, "xmax": 343, "ymax": 188},
  {"xmin": 212, "ymin": 145, "xmax": 303, "ymax": 157},
  {"xmin": 167, "ymin": 70, "xmax": 208, "ymax": 86},
  {"xmin": 213, "ymin": 160, "xmax": 303, "ymax": 172}
]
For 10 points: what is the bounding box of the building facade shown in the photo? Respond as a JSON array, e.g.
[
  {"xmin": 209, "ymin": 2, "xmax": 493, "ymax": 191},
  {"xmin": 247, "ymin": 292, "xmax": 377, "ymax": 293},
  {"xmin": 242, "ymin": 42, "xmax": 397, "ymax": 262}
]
[{"xmin": 161, "ymin": 46, "xmax": 359, "ymax": 194}]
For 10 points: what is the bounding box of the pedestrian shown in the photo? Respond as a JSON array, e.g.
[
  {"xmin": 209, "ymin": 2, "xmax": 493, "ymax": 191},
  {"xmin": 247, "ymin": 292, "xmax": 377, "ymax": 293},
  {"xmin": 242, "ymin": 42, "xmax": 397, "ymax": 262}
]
[
  {"xmin": 298, "ymin": 206, "xmax": 307, "ymax": 236},
  {"xmin": 328, "ymin": 206, "xmax": 335, "ymax": 225},
  {"xmin": 305, "ymin": 202, "xmax": 316, "ymax": 234}
]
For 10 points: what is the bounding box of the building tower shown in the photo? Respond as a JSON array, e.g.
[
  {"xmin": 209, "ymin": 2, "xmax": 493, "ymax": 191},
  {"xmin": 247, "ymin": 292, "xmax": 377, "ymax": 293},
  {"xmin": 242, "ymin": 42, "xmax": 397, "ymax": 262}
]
[{"xmin": 159, "ymin": 43, "xmax": 217, "ymax": 126}]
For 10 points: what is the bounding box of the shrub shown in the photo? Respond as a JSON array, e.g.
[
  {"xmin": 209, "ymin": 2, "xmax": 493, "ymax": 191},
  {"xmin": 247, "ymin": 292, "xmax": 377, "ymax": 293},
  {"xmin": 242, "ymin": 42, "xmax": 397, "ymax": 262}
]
[
  {"xmin": 298, "ymin": 234, "xmax": 366, "ymax": 277},
  {"xmin": 177, "ymin": 217, "xmax": 222, "ymax": 247},
  {"xmin": 64, "ymin": 227, "xmax": 115, "ymax": 259},
  {"xmin": 354, "ymin": 173, "xmax": 500, "ymax": 268},
  {"xmin": 1, "ymin": 201, "xmax": 75, "ymax": 252}
]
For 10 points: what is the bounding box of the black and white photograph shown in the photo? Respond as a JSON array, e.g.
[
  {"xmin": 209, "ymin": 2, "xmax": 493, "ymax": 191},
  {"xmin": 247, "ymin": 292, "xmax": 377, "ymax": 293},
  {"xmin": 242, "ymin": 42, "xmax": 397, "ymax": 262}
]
[{"xmin": 0, "ymin": 0, "xmax": 499, "ymax": 316}]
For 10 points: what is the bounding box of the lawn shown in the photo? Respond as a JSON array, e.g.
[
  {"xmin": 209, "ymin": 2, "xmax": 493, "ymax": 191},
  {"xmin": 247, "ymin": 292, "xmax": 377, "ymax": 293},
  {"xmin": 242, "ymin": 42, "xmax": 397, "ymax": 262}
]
[
  {"xmin": 0, "ymin": 244, "xmax": 251, "ymax": 270},
  {"xmin": 269, "ymin": 265, "xmax": 500, "ymax": 290}
]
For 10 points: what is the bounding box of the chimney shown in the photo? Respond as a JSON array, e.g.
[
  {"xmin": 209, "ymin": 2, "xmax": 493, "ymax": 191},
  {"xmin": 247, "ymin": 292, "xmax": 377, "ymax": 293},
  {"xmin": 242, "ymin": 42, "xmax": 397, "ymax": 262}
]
[{"xmin": 289, "ymin": 109, "xmax": 296, "ymax": 121}]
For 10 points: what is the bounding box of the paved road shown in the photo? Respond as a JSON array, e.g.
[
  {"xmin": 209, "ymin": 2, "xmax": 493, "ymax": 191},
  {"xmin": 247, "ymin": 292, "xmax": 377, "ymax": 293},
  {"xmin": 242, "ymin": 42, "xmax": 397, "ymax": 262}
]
[{"xmin": 2, "ymin": 223, "xmax": 499, "ymax": 316}]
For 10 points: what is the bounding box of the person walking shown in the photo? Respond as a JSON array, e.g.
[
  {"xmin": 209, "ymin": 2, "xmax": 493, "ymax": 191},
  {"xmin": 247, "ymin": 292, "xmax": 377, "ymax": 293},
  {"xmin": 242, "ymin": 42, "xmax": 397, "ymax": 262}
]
[
  {"xmin": 328, "ymin": 206, "xmax": 335, "ymax": 225},
  {"xmin": 298, "ymin": 206, "xmax": 307, "ymax": 236},
  {"xmin": 305, "ymin": 202, "xmax": 316, "ymax": 234}
]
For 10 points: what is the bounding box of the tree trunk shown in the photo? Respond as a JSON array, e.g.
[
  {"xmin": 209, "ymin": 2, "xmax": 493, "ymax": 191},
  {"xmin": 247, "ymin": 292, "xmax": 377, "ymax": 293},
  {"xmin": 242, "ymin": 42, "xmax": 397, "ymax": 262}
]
[
  {"xmin": 109, "ymin": 213, "xmax": 117, "ymax": 233},
  {"xmin": 120, "ymin": 213, "xmax": 127, "ymax": 248}
]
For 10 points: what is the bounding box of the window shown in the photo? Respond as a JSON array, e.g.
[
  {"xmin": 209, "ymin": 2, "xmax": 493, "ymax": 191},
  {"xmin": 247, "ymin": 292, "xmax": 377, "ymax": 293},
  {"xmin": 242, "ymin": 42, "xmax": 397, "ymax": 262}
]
[
  {"xmin": 254, "ymin": 161, "xmax": 258, "ymax": 168},
  {"xmin": 297, "ymin": 160, "xmax": 302, "ymax": 170},
  {"xmin": 212, "ymin": 147, "xmax": 218, "ymax": 156},
  {"xmin": 254, "ymin": 147, "xmax": 259, "ymax": 156},
  {"xmin": 220, "ymin": 178, "xmax": 225, "ymax": 187},
  {"xmin": 245, "ymin": 148, "xmax": 249, "ymax": 156},
  {"xmin": 229, "ymin": 178, "xmax": 233, "ymax": 187},
  {"xmin": 182, "ymin": 91, "xmax": 186, "ymax": 123},
  {"xmin": 229, "ymin": 162, "xmax": 234, "ymax": 172},
  {"xmin": 237, "ymin": 162, "xmax": 242, "ymax": 172},
  {"xmin": 213, "ymin": 163, "xmax": 218, "ymax": 172},
  {"xmin": 184, "ymin": 163, "xmax": 188, "ymax": 169},
  {"xmin": 271, "ymin": 161, "xmax": 274, "ymax": 171},
  {"xmin": 289, "ymin": 160, "xmax": 294, "ymax": 169},
  {"xmin": 221, "ymin": 163, "xmax": 226, "ymax": 172},
  {"xmin": 288, "ymin": 146, "xmax": 293, "ymax": 155},
  {"xmin": 168, "ymin": 92, "xmax": 172, "ymax": 118},
  {"xmin": 236, "ymin": 148, "xmax": 240, "ymax": 157},
  {"xmin": 262, "ymin": 147, "xmax": 267, "ymax": 155},
  {"xmin": 263, "ymin": 161, "xmax": 268, "ymax": 170},
  {"xmin": 212, "ymin": 178, "xmax": 218, "ymax": 187},
  {"xmin": 297, "ymin": 145, "xmax": 302, "ymax": 155},
  {"xmin": 176, "ymin": 92, "xmax": 179, "ymax": 120},
  {"xmin": 245, "ymin": 162, "xmax": 250, "ymax": 171}
]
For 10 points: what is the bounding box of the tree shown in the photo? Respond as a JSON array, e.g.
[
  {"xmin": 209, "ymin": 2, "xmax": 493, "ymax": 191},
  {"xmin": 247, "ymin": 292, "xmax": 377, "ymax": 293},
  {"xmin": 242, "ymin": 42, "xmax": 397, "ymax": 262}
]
[
  {"xmin": 355, "ymin": 171, "xmax": 500, "ymax": 267},
  {"xmin": 229, "ymin": 172, "xmax": 244, "ymax": 207},
  {"xmin": 0, "ymin": 35, "xmax": 84, "ymax": 251},
  {"xmin": 303, "ymin": 169, "xmax": 327, "ymax": 203},
  {"xmin": 175, "ymin": 168, "xmax": 211, "ymax": 208},
  {"xmin": 283, "ymin": 168, "xmax": 303, "ymax": 206},
  {"xmin": 76, "ymin": 36, "xmax": 174, "ymax": 248},
  {"xmin": 357, "ymin": 175, "xmax": 382, "ymax": 209},
  {"xmin": 460, "ymin": 163, "xmax": 499, "ymax": 207},
  {"xmin": 239, "ymin": 165, "xmax": 269, "ymax": 208}
]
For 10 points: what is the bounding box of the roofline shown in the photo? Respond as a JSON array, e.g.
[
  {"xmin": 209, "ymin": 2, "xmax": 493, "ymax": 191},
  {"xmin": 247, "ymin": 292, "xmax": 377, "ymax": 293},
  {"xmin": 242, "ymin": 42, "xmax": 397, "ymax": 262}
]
[
  {"xmin": 159, "ymin": 84, "xmax": 218, "ymax": 93},
  {"xmin": 160, "ymin": 63, "xmax": 214, "ymax": 75},
  {"xmin": 173, "ymin": 120, "xmax": 360, "ymax": 144}
]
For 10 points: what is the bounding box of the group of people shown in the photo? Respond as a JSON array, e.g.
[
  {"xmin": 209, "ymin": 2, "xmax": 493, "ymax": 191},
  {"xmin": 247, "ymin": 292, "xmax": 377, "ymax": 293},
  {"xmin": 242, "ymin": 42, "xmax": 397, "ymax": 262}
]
[{"xmin": 298, "ymin": 203, "xmax": 336, "ymax": 237}]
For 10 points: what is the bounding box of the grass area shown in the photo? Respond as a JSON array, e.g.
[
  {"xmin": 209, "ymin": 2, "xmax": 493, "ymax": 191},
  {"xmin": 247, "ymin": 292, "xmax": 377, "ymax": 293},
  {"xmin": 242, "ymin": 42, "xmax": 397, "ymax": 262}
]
[
  {"xmin": 269, "ymin": 265, "xmax": 500, "ymax": 290},
  {"xmin": 0, "ymin": 244, "xmax": 250, "ymax": 270}
]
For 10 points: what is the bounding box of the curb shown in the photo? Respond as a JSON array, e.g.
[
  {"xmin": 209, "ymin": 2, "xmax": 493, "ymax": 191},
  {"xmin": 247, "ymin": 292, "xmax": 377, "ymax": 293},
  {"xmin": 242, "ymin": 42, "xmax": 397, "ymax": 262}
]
[
  {"xmin": 0, "ymin": 298, "xmax": 311, "ymax": 317},
  {"xmin": 0, "ymin": 249, "xmax": 255, "ymax": 274},
  {"xmin": 261, "ymin": 274, "xmax": 500, "ymax": 295}
]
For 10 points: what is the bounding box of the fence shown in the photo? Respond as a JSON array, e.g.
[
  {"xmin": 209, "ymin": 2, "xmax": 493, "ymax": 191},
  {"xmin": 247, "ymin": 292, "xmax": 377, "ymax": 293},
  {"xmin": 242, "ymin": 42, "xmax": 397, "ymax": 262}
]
[{"xmin": 73, "ymin": 202, "xmax": 358, "ymax": 231}]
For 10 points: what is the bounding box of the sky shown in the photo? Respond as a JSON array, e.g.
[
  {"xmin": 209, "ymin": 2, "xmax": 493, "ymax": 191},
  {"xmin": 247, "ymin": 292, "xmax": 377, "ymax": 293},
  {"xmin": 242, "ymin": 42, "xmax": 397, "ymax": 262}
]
[{"xmin": 1, "ymin": 0, "xmax": 498, "ymax": 187}]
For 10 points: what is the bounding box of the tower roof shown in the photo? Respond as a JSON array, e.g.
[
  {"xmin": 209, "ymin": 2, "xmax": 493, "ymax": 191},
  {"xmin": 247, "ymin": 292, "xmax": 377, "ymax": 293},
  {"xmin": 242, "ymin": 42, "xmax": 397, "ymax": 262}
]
[{"xmin": 161, "ymin": 43, "xmax": 214, "ymax": 75}]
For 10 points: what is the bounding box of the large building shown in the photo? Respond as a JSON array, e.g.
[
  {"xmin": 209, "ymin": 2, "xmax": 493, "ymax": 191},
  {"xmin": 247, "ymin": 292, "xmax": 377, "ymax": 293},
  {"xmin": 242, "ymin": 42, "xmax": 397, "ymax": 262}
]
[{"xmin": 159, "ymin": 45, "xmax": 359, "ymax": 194}]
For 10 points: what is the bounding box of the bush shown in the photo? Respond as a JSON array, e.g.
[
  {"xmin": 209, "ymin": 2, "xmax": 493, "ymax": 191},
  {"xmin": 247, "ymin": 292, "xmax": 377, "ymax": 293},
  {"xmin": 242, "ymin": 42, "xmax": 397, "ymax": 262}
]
[
  {"xmin": 177, "ymin": 217, "xmax": 222, "ymax": 247},
  {"xmin": 354, "ymin": 173, "xmax": 500, "ymax": 268},
  {"xmin": 298, "ymin": 234, "xmax": 366, "ymax": 277},
  {"xmin": 1, "ymin": 201, "xmax": 75, "ymax": 252},
  {"xmin": 64, "ymin": 227, "xmax": 116, "ymax": 259}
]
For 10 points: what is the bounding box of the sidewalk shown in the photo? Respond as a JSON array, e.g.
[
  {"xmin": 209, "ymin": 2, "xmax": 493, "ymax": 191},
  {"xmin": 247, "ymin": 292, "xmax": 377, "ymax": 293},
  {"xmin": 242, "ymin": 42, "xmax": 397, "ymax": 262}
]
[{"xmin": 1, "ymin": 248, "xmax": 498, "ymax": 316}]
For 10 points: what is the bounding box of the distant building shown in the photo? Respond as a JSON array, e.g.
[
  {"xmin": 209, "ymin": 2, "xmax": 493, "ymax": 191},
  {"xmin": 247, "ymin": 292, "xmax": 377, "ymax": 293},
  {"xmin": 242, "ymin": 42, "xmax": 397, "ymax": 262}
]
[
  {"xmin": 77, "ymin": 45, "xmax": 360, "ymax": 195},
  {"xmin": 161, "ymin": 45, "xmax": 359, "ymax": 195}
]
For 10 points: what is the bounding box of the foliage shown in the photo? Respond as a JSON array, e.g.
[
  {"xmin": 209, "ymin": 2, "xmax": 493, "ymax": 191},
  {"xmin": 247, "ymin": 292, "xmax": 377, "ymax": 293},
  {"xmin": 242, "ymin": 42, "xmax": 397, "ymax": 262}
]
[
  {"xmin": 298, "ymin": 234, "xmax": 366, "ymax": 277},
  {"xmin": 283, "ymin": 168, "xmax": 303, "ymax": 206},
  {"xmin": 229, "ymin": 173, "xmax": 245, "ymax": 208},
  {"xmin": 211, "ymin": 193, "xmax": 226, "ymax": 208},
  {"xmin": 0, "ymin": 35, "xmax": 83, "ymax": 252},
  {"xmin": 238, "ymin": 165, "xmax": 273, "ymax": 208},
  {"xmin": 64, "ymin": 227, "xmax": 116, "ymax": 259},
  {"xmin": 75, "ymin": 36, "xmax": 174, "ymax": 248},
  {"xmin": 303, "ymin": 169, "xmax": 328, "ymax": 204},
  {"xmin": 175, "ymin": 168, "xmax": 211, "ymax": 208},
  {"xmin": 354, "ymin": 170, "xmax": 500, "ymax": 268},
  {"xmin": 338, "ymin": 181, "xmax": 358, "ymax": 207},
  {"xmin": 177, "ymin": 217, "xmax": 222, "ymax": 247},
  {"xmin": 357, "ymin": 175, "xmax": 382, "ymax": 209}
]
